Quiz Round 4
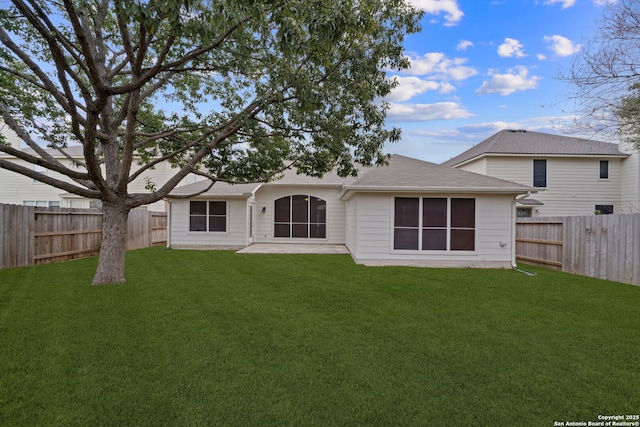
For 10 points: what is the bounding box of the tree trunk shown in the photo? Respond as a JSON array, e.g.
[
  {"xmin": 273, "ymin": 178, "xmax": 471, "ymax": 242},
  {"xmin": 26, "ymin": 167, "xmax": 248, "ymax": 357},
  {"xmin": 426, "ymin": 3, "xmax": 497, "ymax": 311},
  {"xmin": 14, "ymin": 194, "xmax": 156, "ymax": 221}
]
[{"xmin": 92, "ymin": 201, "xmax": 130, "ymax": 285}]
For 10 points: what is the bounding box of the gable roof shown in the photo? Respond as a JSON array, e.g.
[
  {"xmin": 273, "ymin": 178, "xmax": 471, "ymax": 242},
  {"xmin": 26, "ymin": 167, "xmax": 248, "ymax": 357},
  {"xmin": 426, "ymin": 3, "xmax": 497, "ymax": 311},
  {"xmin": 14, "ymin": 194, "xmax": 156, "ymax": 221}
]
[
  {"xmin": 168, "ymin": 154, "xmax": 534, "ymax": 199},
  {"xmin": 441, "ymin": 129, "xmax": 628, "ymax": 168},
  {"xmin": 167, "ymin": 167, "xmax": 355, "ymax": 198},
  {"xmin": 339, "ymin": 154, "xmax": 533, "ymax": 199}
]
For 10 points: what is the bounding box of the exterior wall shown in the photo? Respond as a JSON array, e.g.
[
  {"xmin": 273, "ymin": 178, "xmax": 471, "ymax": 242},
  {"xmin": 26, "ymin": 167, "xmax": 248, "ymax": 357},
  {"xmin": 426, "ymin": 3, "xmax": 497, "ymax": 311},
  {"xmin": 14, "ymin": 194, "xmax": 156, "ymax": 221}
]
[
  {"xmin": 0, "ymin": 153, "xmax": 199, "ymax": 211},
  {"xmin": 344, "ymin": 199, "xmax": 357, "ymax": 253},
  {"xmin": 348, "ymin": 192, "xmax": 515, "ymax": 268},
  {"xmin": 456, "ymin": 156, "xmax": 626, "ymax": 216},
  {"xmin": 457, "ymin": 157, "xmax": 486, "ymax": 175},
  {"xmin": 0, "ymin": 124, "xmax": 21, "ymax": 149},
  {"xmin": 168, "ymin": 197, "xmax": 249, "ymax": 248},
  {"xmin": 619, "ymin": 142, "xmax": 640, "ymax": 213},
  {"xmin": 253, "ymin": 185, "xmax": 346, "ymax": 244}
]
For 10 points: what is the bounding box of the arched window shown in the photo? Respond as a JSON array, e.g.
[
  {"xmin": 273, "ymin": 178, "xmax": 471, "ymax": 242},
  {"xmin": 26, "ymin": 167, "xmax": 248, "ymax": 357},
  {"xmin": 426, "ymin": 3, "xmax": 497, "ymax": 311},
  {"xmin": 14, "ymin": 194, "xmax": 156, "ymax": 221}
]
[{"xmin": 274, "ymin": 195, "xmax": 326, "ymax": 238}]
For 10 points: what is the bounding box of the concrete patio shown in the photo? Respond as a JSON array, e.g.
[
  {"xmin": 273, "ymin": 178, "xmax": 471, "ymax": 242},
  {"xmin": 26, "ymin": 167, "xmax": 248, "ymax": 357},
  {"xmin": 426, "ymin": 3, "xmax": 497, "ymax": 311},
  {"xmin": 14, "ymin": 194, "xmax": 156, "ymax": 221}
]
[{"xmin": 236, "ymin": 244, "xmax": 350, "ymax": 254}]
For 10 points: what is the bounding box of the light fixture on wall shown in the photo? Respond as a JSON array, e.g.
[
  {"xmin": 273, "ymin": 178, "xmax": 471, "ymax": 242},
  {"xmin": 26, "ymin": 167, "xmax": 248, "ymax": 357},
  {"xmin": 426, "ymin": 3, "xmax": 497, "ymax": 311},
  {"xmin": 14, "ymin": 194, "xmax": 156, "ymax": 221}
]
[{"xmin": 261, "ymin": 206, "xmax": 266, "ymax": 213}]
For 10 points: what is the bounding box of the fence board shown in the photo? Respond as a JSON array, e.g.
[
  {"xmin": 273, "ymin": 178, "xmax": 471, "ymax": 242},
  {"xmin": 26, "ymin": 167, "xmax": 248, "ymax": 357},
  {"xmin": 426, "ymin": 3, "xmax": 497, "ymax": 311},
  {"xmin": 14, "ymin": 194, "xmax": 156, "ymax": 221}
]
[
  {"xmin": 518, "ymin": 213, "xmax": 640, "ymax": 286},
  {"xmin": 0, "ymin": 204, "xmax": 167, "ymax": 269}
]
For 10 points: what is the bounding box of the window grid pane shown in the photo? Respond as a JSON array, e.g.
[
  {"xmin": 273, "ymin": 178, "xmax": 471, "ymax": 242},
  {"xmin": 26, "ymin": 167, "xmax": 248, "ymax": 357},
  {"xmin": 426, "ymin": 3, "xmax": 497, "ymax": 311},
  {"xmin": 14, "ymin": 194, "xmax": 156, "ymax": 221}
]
[
  {"xmin": 423, "ymin": 198, "xmax": 447, "ymax": 227},
  {"xmin": 451, "ymin": 230, "xmax": 475, "ymax": 251},
  {"xmin": 451, "ymin": 198, "xmax": 475, "ymax": 228},
  {"xmin": 394, "ymin": 198, "xmax": 419, "ymax": 227},
  {"xmin": 394, "ymin": 228, "xmax": 419, "ymax": 250},
  {"xmin": 422, "ymin": 229, "xmax": 447, "ymax": 250}
]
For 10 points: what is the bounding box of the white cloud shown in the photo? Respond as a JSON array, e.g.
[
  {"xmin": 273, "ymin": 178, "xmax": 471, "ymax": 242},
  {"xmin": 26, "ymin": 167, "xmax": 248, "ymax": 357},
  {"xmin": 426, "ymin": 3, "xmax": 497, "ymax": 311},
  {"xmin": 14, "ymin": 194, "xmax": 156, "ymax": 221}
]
[
  {"xmin": 387, "ymin": 77, "xmax": 455, "ymax": 102},
  {"xmin": 475, "ymin": 66, "xmax": 541, "ymax": 96},
  {"xmin": 458, "ymin": 121, "xmax": 524, "ymax": 134},
  {"xmin": 497, "ymin": 38, "xmax": 526, "ymax": 58},
  {"xmin": 544, "ymin": 35, "xmax": 581, "ymax": 56},
  {"xmin": 537, "ymin": 53, "xmax": 547, "ymax": 60},
  {"xmin": 406, "ymin": 0, "xmax": 464, "ymax": 26},
  {"xmin": 543, "ymin": 0, "xmax": 577, "ymax": 8},
  {"xmin": 456, "ymin": 40, "xmax": 474, "ymax": 51},
  {"xmin": 402, "ymin": 52, "xmax": 478, "ymax": 81},
  {"xmin": 388, "ymin": 102, "xmax": 474, "ymax": 121}
]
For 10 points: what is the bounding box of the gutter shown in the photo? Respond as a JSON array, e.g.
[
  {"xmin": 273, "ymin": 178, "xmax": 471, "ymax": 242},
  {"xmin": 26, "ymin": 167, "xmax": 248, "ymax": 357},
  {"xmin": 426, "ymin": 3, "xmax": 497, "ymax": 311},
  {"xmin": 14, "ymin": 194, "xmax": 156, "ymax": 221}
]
[{"xmin": 339, "ymin": 185, "xmax": 536, "ymax": 200}]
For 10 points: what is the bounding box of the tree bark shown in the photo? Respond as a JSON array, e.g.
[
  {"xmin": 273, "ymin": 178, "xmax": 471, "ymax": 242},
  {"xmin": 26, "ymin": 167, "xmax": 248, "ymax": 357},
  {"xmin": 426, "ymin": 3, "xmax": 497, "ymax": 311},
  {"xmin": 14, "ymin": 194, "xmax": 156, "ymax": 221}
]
[{"xmin": 92, "ymin": 201, "xmax": 130, "ymax": 285}]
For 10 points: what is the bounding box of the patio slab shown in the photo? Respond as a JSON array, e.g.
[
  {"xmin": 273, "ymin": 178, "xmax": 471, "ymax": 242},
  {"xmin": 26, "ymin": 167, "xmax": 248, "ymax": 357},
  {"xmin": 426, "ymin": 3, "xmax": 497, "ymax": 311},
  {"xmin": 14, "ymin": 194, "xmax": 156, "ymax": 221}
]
[{"xmin": 237, "ymin": 244, "xmax": 350, "ymax": 254}]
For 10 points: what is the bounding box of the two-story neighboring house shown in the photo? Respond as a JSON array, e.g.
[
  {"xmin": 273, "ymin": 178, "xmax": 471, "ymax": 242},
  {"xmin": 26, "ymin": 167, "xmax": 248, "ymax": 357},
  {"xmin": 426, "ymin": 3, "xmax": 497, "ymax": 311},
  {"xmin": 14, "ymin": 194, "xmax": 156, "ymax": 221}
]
[
  {"xmin": 441, "ymin": 129, "xmax": 639, "ymax": 217},
  {"xmin": 0, "ymin": 125, "xmax": 200, "ymax": 211}
]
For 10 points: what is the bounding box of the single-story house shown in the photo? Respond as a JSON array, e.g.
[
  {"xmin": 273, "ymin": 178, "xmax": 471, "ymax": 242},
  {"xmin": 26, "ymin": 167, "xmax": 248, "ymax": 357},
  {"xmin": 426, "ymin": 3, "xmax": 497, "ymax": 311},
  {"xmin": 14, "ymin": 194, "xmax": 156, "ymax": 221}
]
[{"xmin": 166, "ymin": 155, "xmax": 535, "ymax": 268}]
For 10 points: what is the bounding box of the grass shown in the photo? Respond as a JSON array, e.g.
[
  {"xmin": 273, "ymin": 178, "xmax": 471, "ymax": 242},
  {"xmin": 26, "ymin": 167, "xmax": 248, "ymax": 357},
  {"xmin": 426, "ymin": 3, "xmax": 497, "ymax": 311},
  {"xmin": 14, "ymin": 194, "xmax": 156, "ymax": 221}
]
[{"xmin": 0, "ymin": 247, "xmax": 638, "ymax": 426}]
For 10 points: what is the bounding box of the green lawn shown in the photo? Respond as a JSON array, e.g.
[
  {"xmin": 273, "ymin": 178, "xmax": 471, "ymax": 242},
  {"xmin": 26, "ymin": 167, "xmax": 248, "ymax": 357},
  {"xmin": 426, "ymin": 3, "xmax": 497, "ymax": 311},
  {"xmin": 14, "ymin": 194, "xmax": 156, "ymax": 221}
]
[{"xmin": 0, "ymin": 247, "xmax": 638, "ymax": 426}]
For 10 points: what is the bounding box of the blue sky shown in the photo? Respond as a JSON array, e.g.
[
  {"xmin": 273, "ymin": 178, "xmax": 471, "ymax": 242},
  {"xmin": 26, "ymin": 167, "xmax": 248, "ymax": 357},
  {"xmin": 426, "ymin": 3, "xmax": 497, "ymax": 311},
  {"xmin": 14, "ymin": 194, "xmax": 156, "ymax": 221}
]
[{"xmin": 385, "ymin": 0, "xmax": 615, "ymax": 163}]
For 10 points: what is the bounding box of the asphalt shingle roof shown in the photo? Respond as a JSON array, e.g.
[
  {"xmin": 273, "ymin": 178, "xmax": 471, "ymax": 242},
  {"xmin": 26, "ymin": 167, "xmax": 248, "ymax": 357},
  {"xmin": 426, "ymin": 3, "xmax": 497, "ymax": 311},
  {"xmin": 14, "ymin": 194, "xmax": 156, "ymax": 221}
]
[
  {"xmin": 169, "ymin": 154, "xmax": 533, "ymax": 198},
  {"xmin": 348, "ymin": 154, "xmax": 533, "ymax": 191},
  {"xmin": 168, "ymin": 180, "xmax": 261, "ymax": 197},
  {"xmin": 441, "ymin": 129, "xmax": 628, "ymax": 167}
]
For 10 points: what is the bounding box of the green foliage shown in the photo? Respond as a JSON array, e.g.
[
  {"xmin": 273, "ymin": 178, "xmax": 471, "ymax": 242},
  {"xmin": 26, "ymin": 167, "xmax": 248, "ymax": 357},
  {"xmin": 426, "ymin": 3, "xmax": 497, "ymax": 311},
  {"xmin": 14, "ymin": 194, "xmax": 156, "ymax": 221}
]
[
  {"xmin": 0, "ymin": 248, "xmax": 638, "ymax": 425},
  {"xmin": 617, "ymin": 83, "xmax": 640, "ymax": 150},
  {"xmin": 0, "ymin": 0, "xmax": 422, "ymax": 197}
]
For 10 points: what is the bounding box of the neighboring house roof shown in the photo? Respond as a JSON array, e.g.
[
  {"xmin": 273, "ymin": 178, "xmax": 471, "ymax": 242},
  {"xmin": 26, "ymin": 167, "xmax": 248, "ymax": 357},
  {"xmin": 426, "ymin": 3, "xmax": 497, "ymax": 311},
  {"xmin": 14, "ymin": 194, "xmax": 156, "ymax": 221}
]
[{"xmin": 441, "ymin": 129, "xmax": 628, "ymax": 168}]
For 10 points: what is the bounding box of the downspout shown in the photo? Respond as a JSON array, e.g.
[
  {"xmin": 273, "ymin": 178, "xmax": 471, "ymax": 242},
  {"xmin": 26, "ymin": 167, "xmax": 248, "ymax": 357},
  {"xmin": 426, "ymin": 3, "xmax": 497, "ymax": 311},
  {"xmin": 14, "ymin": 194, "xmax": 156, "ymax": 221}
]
[
  {"xmin": 166, "ymin": 200, "xmax": 172, "ymax": 248},
  {"xmin": 510, "ymin": 195, "xmax": 519, "ymax": 269},
  {"xmin": 511, "ymin": 191, "xmax": 533, "ymax": 268}
]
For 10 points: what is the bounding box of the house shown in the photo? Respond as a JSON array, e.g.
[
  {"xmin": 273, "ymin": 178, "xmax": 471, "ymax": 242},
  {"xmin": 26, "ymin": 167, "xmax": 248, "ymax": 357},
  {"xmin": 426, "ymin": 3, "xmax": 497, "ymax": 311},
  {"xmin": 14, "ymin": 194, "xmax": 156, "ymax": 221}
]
[
  {"xmin": 441, "ymin": 129, "xmax": 639, "ymax": 217},
  {"xmin": 0, "ymin": 125, "xmax": 201, "ymax": 211},
  {"xmin": 166, "ymin": 155, "xmax": 534, "ymax": 268}
]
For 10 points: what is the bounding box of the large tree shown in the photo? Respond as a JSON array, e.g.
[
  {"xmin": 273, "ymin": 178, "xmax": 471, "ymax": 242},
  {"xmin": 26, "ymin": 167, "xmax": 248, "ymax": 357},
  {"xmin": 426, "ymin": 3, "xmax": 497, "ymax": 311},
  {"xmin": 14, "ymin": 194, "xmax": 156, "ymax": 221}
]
[
  {"xmin": 566, "ymin": 0, "xmax": 640, "ymax": 146},
  {"xmin": 0, "ymin": 0, "xmax": 421, "ymax": 284}
]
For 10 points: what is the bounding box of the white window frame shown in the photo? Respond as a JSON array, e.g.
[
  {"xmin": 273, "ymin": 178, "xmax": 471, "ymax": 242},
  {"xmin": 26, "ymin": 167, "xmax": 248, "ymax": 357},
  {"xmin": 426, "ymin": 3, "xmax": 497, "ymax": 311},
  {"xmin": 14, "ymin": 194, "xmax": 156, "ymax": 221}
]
[
  {"xmin": 391, "ymin": 196, "xmax": 476, "ymax": 252},
  {"xmin": 188, "ymin": 200, "xmax": 228, "ymax": 233}
]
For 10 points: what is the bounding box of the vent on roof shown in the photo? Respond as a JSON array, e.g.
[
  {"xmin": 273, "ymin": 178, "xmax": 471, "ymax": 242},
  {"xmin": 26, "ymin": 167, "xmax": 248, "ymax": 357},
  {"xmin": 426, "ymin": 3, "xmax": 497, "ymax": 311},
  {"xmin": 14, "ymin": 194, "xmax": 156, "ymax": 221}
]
[{"xmin": 507, "ymin": 129, "xmax": 527, "ymax": 133}]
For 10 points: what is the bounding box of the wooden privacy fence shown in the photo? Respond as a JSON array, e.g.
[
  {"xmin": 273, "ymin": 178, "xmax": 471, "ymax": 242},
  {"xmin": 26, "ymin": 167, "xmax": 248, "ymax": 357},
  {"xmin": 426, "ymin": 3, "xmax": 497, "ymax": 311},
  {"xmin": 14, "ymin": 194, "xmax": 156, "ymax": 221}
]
[
  {"xmin": 0, "ymin": 204, "xmax": 167, "ymax": 270},
  {"xmin": 516, "ymin": 214, "xmax": 640, "ymax": 286}
]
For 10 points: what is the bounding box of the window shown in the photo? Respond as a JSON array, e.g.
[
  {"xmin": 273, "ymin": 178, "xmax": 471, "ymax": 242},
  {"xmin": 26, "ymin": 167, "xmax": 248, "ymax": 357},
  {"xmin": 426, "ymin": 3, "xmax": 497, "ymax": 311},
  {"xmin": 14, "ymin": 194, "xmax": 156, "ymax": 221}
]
[
  {"xmin": 23, "ymin": 200, "xmax": 60, "ymax": 207},
  {"xmin": 599, "ymin": 160, "xmax": 609, "ymax": 179},
  {"xmin": 189, "ymin": 201, "xmax": 226, "ymax": 232},
  {"xmin": 533, "ymin": 159, "xmax": 547, "ymax": 187},
  {"xmin": 595, "ymin": 204, "xmax": 614, "ymax": 215},
  {"xmin": 394, "ymin": 197, "xmax": 475, "ymax": 251},
  {"xmin": 33, "ymin": 165, "xmax": 46, "ymax": 183},
  {"xmin": 274, "ymin": 195, "xmax": 326, "ymax": 238},
  {"xmin": 516, "ymin": 208, "xmax": 532, "ymax": 218}
]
